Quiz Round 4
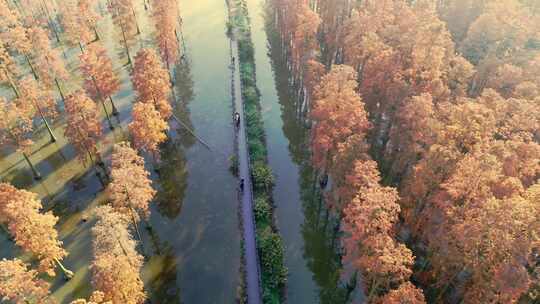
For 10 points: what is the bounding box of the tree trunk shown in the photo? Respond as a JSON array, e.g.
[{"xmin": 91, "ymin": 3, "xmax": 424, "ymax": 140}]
[
  {"xmin": 54, "ymin": 258, "xmax": 74, "ymax": 280},
  {"xmin": 25, "ymin": 55, "xmax": 38, "ymax": 80},
  {"xmin": 40, "ymin": 112, "xmax": 57, "ymax": 143},
  {"xmin": 109, "ymin": 96, "xmax": 119, "ymax": 116},
  {"xmin": 130, "ymin": 5, "xmax": 141, "ymax": 35},
  {"xmin": 3, "ymin": 68, "xmax": 19, "ymax": 98},
  {"xmin": 41, "ymin": 0, "xmax": 61, "ymax": 43},
  {"xmin": 129, "ymin": 206, "xmax": 143, "ymax": 242},
  {"xmin": 120, "ymin": 24, "xmax": 132, "ymax": 67},
  {"xmin": 92, "ymin": 77, "xmax": 115, "ymax": 130},
  {"xmin": 367, "ymin": 278, "xmax": 381, "ymax": 301},
  {"xmin": 55, "ymin": 78, "xmax": 65, "ymax": 103},
  {"xmin": 33, "ymin": 102, "xmax": 57, "ymax": 142},
  {"xmin": 22, "ymin": 152, "xmax": 41, "ymax": 180},
  {"xmin": 93, "ymin": 27, "xmax": 100, "ymax": 41},
  {"xmin": 101, "ymin": 100, "xmax": 115, "ymax": 130}
]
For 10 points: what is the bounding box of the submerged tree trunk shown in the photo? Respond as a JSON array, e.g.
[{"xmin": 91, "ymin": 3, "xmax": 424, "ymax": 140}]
[
  {"xmin": 55, "ymin": 78, "xmax": 65, "ymax": 103},
  {"xmin": 54, "ymin": 258, "xmax": 74, "ymax": 280},
  {"xmin": 93, "ymin": 27, "xmax": 100, "ymax": 41},
  {"xmin": 92, "ymin": 77, "xmax": 115, "ymax": 130},
  {"xmin": 22, "ymin": 152, "xmax": 41, "ymax": 180},
  {"xmin": 40, "ymin": 113, "xmax": 56, "ymax": 143},
  {"xmin": 120, "ymin": 24, "xmax": 133, "ymax": 67},
  {"xmin": 25, "ymin": 55, "xmax": 39, "ymax": 80},
  {"xmin": 101, "ymin": 100, "xmax": 115, "ymax": 130},
  {"xmin": 3, "ymin": 68, "xmax": 19, "ymax": 98},
  {"xmin": 33, "ymin": 102, "xmax": 57, "ymax": 142},
  {"xmin": 109, "ymin": 96, "xmax": 119, "ymax": 116},
  {"xmin": 130, "ymin": 5, "xmax": 141, "ymax": 35},
  {"xmin": 129, "ymin": 206, "xmax": 143, "ymax": 242}
]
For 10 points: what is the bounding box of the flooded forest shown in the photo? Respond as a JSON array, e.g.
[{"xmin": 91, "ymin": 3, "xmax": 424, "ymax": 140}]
[{"xmin": 0, "ymin": 0, "xmax": 539, "ymax": 304}]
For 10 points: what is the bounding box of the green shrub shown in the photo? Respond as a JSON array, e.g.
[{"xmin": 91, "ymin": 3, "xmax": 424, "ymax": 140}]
[
  {"xmin": 238, "ymin": 40, "xmax": 254, "ymax": 62},
  {"xmin": 247, "ymin": 125, "xmax": 264, "ymax": 142},
  {"xmin": 254, "ymin": 196, "xmax": 271, "ymax": 224},
  {"xmin": 252, "ymin": 162, "xmax": 274, "ymax": 192},
  {"xmin": 243, "ymin": 86, "xmax": 258, "ymax": 104},
  {"xmin": 262, "ymin": 287, "xmax": 280, "ymax": 304},
  {"xmin": 248, "ymin": 139, "xmax": 266, "ymax": 162},
  {"xmin": 258, "ymin": 228, "xmax": 287, "ymax": 290}
]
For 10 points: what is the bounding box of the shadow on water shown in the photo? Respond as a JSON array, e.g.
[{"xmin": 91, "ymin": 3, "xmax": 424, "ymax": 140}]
[
  {"xmin": 173, "ymin": 56, "xmax": 197, "ymax": 149},
  {"xmin": 263, "ymin": 2, "xmax": 351, "ymax": 303},
  {"xmin": 144, "ymin": 244, "xmax": 182, "ymax": 304},
  {"xmin": 155, "ymin": 55, "xmax": 195, "ymax": 219},
  {"xmin": 157, "ymin": 136, "xmax": 189, "ymax": 219}
]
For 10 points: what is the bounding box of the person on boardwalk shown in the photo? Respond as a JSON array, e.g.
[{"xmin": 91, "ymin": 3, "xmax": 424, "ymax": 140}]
[
  {"xmin": 234, "ymin": 112, "xmax": 241, "ymax": 128},
  {"xmin": 240, "ymin": 178, "xmax": 245, "ymax": 192}
]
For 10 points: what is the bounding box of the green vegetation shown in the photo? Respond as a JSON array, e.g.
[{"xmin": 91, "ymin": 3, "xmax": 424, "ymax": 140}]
[{"xmin": 230, "ymin": 0, "xmax": 287, "ymax": 302}]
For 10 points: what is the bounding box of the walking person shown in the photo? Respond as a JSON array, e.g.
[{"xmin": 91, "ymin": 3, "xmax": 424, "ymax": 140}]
[
  {"xmin": 234, "ymin": 112, "xmax": 241, "ymax": 128},
  {"xmin": 240, "ymin": 178, "xmax": 245, "ymax": 192}
]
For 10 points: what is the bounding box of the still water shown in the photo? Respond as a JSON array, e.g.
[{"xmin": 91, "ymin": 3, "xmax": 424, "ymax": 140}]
[{"xmin": 1, "ymin": 0, "xmax": 240, "ymax": 303}]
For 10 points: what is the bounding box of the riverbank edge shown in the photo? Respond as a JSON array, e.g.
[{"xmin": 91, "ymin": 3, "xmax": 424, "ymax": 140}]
[{"xmin": 227, "ymin": 0, "xmax": 288, "ymax": 303}]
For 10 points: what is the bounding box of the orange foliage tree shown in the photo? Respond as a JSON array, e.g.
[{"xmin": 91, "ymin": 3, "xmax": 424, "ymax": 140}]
[
  {"xmin": 274, "ymin": 0, "xmax": 540, "ymax": 302},
  {"xmin": 311, "ymin": 65, "xmax": 371, "ymax": 207},
  {"xmin": 375, "ymin": 282, "xmax": 426, "ymax": 304},
  {"xmin": 152, "ymin": 0, "xmax": 180, "ymax": 71},
  {"xmin": 0, "ymin": 258, "xmax": 52, "ymax": 304},
  {"xmin": 131, "ymin": 48, "xmax": 172, "ymax": 119},
  {"xmin": 70, "ymin": 291, "xmax": 111, "ymax": 304},
  {"xmin": 0, "ymin": 2, "xmax": 36, "ymax": 78},
  {"xmin": 64, "ymin": 90, "xmax": 103, "ymax": 165},
  {"xmin": 0, "ymin": 183, "xmax": 73, "ymax": 279},
  {"xmin": 290, "ymin": 2, "xmax": 321, "ymax": 80},
  {"xmin": 342, "ymin": 160, "xmax": 423, "ymax": 302},
  {"xmin": 78, "ymin": 0, "xmax": 101, "ymax": 41},
  {"xmin": 59, "ymin": 0, "xmax": 94, "ymax": 50},
  {"xmin": 27, "ymin": 26, "xmax": 69, "ymax": 102},
  {"xmin": 80, "ymin": 42, "xmax": 121, "ymax": 129},
  {"xmin": 108, "ymin": 0, "xmax": 140, "ymax": 65},
  {"xmin": 0, "ymin": 97, "xmax": 40, "ymax": 179},
  {"xmin": 108, "ymin": 142, "xmax": 155, "ymax": 239},
  {"xmin": 17, "ymin": 76, "xmax": 58, "ymax": 143},
  {"xmin": 0, "ymin": 42, "xmax": 19, "ymax": 97},
  {"xmin": 90, "ymin": 206, "xmax": 146, "ymax": 304},
  {"xmin": 129, "ymin": 101, "xmax": 169, "ymax": 155}
]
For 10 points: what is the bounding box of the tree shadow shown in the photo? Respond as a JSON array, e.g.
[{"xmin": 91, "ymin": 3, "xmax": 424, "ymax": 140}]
[
  {"xmin": 155, "ymin": 139, "xmax": 188, "ymax": 219},
  {"xmin": 172, "ymin": 55, "xmax": 196, "ymax": 149}
]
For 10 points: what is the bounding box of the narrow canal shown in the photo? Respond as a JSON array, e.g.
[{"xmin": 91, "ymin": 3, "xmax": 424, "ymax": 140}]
[{"xmin": 146, "ymin": 0, "xmax": 241, "ymax": 303}]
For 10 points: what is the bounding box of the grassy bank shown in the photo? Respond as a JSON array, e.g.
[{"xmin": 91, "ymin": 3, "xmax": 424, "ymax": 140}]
[{"xmin": 229, "ymin": 0, "xmax": 287, "ymax": 303}]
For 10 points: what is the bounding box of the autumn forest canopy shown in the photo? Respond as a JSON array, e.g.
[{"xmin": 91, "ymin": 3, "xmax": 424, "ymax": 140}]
[{"xmin": 0, "ymin": 0, "xmax": 539, "ymax": 303}]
